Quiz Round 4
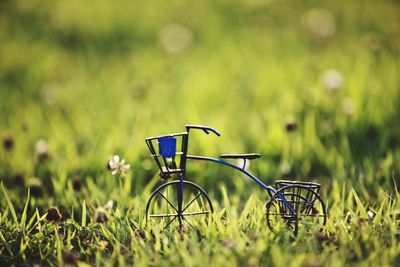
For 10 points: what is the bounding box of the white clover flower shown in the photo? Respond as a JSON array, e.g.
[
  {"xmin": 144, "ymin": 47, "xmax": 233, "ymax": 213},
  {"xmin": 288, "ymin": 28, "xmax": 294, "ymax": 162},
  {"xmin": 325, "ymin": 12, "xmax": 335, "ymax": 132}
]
[
  {"xmin": 104, "ymin": 199, "xmax": 114, "ymax": 210},
  {"xmin": 35, "ymin": 139, "xmax": 48, "ymax": 154},
  {"xmin": 367, "ymin": 210, "xmax": 375, "ymax": 221},
  {"xmin": 108, "ymin": 155, "xmax": 130, "ymax": 177},
  {"xmin": 302, "ymin": 8, "xmax": 336, "ymax": 40},
  {"xmin": 159, "ymin": 23, "xmax": 193, "ymax": 54},
  {"xmin": 320, "ymin": 69, "xmax": 344, "ymax": 92},
  {"xmin": 35, "ymin": 139, "xmax": 49, "ymax": 160}
]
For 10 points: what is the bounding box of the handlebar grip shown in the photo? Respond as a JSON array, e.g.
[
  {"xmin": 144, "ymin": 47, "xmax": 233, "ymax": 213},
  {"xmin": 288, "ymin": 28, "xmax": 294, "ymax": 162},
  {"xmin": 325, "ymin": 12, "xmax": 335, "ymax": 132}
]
[
  {"xmin": 185, "ymin": 124, "xmax": 221, "ymax": 137},
  {"xmin": 205, "ymin": 128, "xmax": 221, "ymax": 136}
]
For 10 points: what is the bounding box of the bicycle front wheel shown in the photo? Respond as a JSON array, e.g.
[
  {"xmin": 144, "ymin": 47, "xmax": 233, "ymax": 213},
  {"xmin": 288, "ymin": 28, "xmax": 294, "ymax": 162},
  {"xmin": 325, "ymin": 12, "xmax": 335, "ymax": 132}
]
[{"xmin": 146, "ymin": 180, "xmax": 213, "ymax": 232}]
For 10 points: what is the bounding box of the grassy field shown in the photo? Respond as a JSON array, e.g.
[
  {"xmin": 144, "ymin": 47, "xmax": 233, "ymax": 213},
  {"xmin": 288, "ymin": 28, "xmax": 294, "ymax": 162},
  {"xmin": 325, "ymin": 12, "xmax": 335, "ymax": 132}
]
[{"xmin": 0, "ymin": 0, "xmax": 400, "ymax": 266}]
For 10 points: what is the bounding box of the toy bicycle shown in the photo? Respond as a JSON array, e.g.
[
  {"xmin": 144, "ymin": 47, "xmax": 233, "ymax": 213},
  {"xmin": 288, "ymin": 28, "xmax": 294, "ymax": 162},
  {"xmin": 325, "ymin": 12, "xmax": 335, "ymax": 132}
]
[{"xmin": 145, "ymin": 125, "xmax": 326, "ymax": 235}]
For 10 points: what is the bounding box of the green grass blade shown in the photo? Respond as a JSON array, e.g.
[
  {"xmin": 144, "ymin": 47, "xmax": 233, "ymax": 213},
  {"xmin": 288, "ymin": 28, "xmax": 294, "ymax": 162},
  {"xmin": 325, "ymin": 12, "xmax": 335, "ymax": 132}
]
[
  {"xmin": 82, "ymin": 199, "xmax": 87, "ymax": 227},
  {"xmin": 1, "ymin": 183, "xmax": 19, "ymax": 228},
  {"xmin": 26, "ymin": 209, "xmax": 39, "ymax": 233},
  {"xmin": 352, "ymin": 189, "xmax": 368, "ymax": 217},
  {"xmin": 20, "ymin": 189, "xmax": 31, "ymax": 231},
  {"xmin": 54, "ymin": 225, "xmax": 62, "ymax": 265},
  {"xmin": 0, "ymin": 230, "xmax": 13, "ymax": 256}
]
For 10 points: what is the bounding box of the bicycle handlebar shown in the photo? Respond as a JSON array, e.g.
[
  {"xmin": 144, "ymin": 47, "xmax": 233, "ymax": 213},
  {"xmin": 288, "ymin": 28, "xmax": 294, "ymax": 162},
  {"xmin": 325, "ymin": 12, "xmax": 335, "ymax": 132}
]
[{"xmin": 185, "ymin": 124, "xmax": 221, "ymax": 137}]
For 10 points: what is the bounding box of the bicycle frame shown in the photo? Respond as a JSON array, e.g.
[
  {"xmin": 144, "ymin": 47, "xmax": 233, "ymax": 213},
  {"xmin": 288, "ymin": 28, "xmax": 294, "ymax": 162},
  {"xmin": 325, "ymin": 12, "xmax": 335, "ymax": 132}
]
[
  {"xmin": 184, "ymin": 155, "xmax": 296, "ymax": 215},
  {"xmin": 187, "ymin": 155, "xmax": 275, "ymax": 194},
  {"xmin": 178, "ymin": 125, "xmax": 297, "ymax": 216},
  {"xmin": 145, "ymin": 125, "xmax": 326, "ymax": 232}
]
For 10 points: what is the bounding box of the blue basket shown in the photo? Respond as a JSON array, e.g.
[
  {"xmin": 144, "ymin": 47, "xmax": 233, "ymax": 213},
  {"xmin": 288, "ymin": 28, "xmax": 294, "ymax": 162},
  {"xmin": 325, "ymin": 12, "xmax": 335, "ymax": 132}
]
[{"xmin": 158, "ymin": 137, "xmax": 177, "ymax": 158}]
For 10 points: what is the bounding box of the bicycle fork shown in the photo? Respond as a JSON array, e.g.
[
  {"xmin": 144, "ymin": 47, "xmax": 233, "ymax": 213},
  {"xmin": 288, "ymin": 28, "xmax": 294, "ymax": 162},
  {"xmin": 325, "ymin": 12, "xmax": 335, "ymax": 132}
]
[{"xmin": 177, "ymin": 175, "xmax": 184, "ymax": 230}]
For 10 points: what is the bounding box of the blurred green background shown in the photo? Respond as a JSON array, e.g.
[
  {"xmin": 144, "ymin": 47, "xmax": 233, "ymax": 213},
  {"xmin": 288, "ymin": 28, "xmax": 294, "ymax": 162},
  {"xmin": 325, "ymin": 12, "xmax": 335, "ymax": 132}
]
[
  {"xmin": 1, "ymin": 1, "xmax": 400, "ymax": 266},
  {"xmin": 0, "ymin": 0, "xmax": 399, "ymax": 200}
]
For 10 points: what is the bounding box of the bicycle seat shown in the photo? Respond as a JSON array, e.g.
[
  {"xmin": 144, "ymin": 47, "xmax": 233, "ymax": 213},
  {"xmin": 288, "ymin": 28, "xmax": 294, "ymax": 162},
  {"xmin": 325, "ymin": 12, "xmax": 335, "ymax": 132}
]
[{"xmin": 220, "ymin": 153, "xmax": 262, "ymax": 160}]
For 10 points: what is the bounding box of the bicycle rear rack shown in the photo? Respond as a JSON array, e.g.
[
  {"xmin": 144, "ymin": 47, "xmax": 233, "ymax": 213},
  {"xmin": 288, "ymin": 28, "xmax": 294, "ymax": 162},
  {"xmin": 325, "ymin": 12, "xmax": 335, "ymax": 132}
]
[
  {"xmin": 274, "ymin": 180, "xmax": 322, "ymax": 216},
  {"xmin": 275, "ymin": 180, "xmax": 321, "ymax": 194}
]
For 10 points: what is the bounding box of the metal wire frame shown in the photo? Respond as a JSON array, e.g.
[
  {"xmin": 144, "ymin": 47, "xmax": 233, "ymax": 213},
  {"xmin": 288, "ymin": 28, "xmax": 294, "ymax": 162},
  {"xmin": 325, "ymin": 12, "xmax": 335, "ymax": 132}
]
[
  {"xmin": 275, "ymin": 180, "xmax": 321, "ymax": 194},
  {"xmin": 266, "ymin": 184, "xmax": 326, "ymax": 235},
  {"xmin": 145, "ymin": 180, "xmax": 214, "ymax": 231},
  {"xmin": 145, "ymin": 132, "xmax": 189, "ymax": 177},
  {"xmin": 145, "ymin": 125, "xmax": 326, "ymax": 233}
]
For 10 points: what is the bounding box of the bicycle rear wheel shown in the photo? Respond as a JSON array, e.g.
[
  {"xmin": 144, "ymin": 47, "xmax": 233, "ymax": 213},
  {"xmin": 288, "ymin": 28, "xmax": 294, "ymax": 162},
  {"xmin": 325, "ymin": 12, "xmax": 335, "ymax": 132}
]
[
  {"xmin": 146, "ymin": 180, "xmax": 213, "ymax": 232},
  {"xmin": 266, "ymin": 185, "xmax": 326, "ymax": 236}
]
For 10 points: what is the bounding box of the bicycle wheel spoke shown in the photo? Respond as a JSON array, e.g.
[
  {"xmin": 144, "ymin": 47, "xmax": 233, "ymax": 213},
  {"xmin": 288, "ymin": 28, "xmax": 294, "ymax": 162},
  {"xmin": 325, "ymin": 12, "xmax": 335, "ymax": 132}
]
[
  {"xmin": 302, "ymin": 199, "xmax": 320, "ymax": 215},
  {"xmin": 163, "ymin": 216, "xmax": 178, "ymax": 230},
  {"xmin": 182, "ymin": 192, "xmax": 202, "ymax": 213},
  {"xmin": 157, "ymin": 191, "xmax": 178, "ymax": 213},
  {"xmin": 182, "ymin": 216, "xmax": 195, "ymax": 230},
  {"xmin": 182, "ymin": 211, "xmax": 211, "ymax": 216},
  {"xmin": 297, "ymin": 214, "xmax": 325, "ymax": 218},
  {"xmin": 146, "ymin": 180, "xmax": 213, "ymax": 232},
  {"xmin": 287, "ymin": 222, "xmax": 295, "ymax": 229},
  {"xmin": 150, "ymin": 213, "xmax": 179, "ymax": 218}
]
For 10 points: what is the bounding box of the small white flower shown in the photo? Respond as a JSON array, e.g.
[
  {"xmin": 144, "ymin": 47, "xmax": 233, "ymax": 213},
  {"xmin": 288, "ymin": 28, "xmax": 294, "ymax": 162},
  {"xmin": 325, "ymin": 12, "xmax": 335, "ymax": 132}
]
[
  {"xmin": 302, "ymin": 8, "xmax": 336, "ymax": 40},
  {"xmin": 321, "ymin": 69, "xmax": 344, "ymax": 92},
  {"xmin": 35, "ymin": 139, "xmax": 49, "ymax": 159},
  {"xmin": 104, "ymin": 199, "xmax": 115, "ymax": 210},
  {"xmin": 159, "ymin": 23, "xmax": 193, "ymax": 54},
  {"xmin": 35, "ymin": 139, "xmax": 48, "ymax": 154},
  {"xmin": 367, "ymin": 210, "xmax": 375, "ymax": 221},
  {"xmin": 108, "ymin": 155, "xmax": 130, "ymax": 177}
]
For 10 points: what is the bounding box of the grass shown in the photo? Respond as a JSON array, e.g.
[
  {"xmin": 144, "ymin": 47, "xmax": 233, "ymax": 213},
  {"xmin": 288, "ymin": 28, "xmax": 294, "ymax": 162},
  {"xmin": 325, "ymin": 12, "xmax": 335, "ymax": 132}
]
[{"xmin": 0, "ymin": 0, "xmax": 400, "ymax": 266}]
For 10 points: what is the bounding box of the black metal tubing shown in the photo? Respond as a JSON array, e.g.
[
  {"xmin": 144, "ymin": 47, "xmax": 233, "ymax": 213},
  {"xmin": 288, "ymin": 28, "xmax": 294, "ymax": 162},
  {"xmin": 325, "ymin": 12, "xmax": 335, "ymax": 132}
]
[
  {"xmin": 145, "ymin": 180, "xmax": 214, "ymax": 225},
  {"xmin": 185, "ymin": 125, "xmax": 221, "ymax": 137},
  {"xmin": 145, "ymin": 132, "xmax": 189, "ymax": 177}
]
